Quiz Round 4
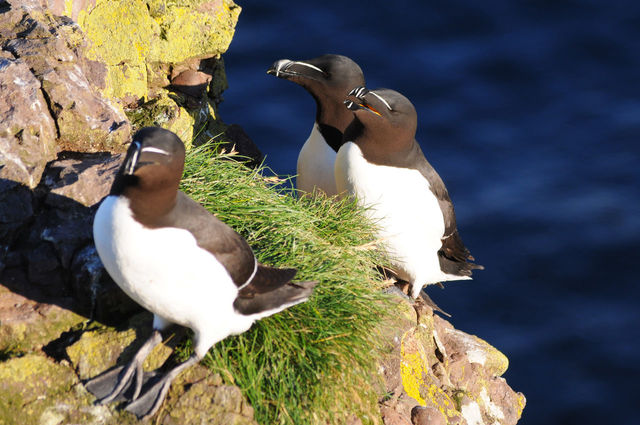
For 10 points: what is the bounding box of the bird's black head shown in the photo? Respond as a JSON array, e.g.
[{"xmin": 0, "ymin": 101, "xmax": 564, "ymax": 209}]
[
  {"xmin": 111, "ymin": 127, "xmax": 186, "ymax": 201},
  {"xmin": 344, "ymin": 87, "xmax": 417, "ymax": 139},
  {"xmin": 267, "ymin": 54, "xmax": 364, "ymax": 88},
  {"xmin": 267, "ymin": 54, "xmax": 365, "ymax": 134},
  {"xmin": 343, "ymin": 87, "xmax": 418, "ymax": 163}
]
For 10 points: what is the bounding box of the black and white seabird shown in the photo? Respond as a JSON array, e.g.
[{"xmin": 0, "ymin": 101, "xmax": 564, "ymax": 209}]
[
  {"xmin": 267, "ymin": 54, "xmax": 365, "ymax": 196},
  {"xmin": 336, "ymin": 87, "xmax": 483, "ymax": 300},
  {"xmin": 87, "ymin": 127, "xmax": 316, "ymax": 419}
]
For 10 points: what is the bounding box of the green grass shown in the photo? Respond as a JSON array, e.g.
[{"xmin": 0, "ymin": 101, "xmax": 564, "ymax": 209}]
[{"xmin": 179, "ymin": 143, "xmax": 396, "ymax": 424}]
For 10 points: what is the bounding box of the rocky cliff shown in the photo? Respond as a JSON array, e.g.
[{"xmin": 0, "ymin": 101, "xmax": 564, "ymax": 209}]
[{"xmin": 0, "ymin": 1, "xmax": 525, "ymax": 424}]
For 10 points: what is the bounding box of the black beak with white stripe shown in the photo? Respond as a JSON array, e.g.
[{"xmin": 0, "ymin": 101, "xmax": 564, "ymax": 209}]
[
  {"xmin": 266, "ymin": 55, "xmax": 365, "ymax": 140},
  {"xmin": 344, "ymin": 86, "xmax": 391, "ymax": 117},
  {"xmin": 110, "ymin": 127, "xmax": 185, "ymax": 206},
  {"xmin": 267, "ymin": 58, "xmax": 328, "ymax": 80},
  {"xmin": 267, "ymin": 54, "xmax": 365, "ymax": 196},
  {"xmin": 337, "ymin": 88, "xmax": 483, "ymax": 304},
  {"xmin": 88, "ymin": 127, "xmax": 317, "ymax": 419},
  {"xmin": 123, "ymin": 141, "xmax": 141, "ymax": 175}
]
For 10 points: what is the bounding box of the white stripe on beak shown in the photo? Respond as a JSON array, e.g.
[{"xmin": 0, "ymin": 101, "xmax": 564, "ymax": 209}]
[
  {"xmin": 369, "ymin": 91, "xmax": 393, "ymax": 111},
  {"xmin": 293, "ymin": 61, "xmax": 325, "ymax": 74},
  {"xmin": 141, "ymin": 146, "xmax": 171, "ymax": 156}
]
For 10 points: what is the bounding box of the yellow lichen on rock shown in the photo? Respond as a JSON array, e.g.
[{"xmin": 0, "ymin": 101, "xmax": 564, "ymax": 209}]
[
  {"xmin": 516, "ymin": 391, "xmax": 527, "ymax": 417},
  {"xmin": 126, "ymin": 92, "xmax": 201, "ymax": 146},
  {"xmin": 148, "ymin": 1, "xmax": 241, "ymax": 64},
  {"xmin": 384, "ymin": 299, "xmax": 525, "ymax": 425},
  {"xmin": 76, "ymin": 0, "xmax": 240, "ymax": 103},
  {"xmin": 444, "ymin": 328, "xmax": 510, "ymax": 377},
  {"xmin": 63, "ymin": 0, "xmax": 74, "ymax": 19},
  {"xmin": 400, "ymin": 327, "xmax": 429, "ymax": 406},
  {"xmin": 77, "ymin": 0, "xmax": 159, "ymax": 100},
  {"xmin": 66, "ymin": 327, "xmax": 137, "ymax": 380},
  {"xmin": 0, "ymin": 354, "xmax": 78, "ymax": 417},
  {"xmin": 399, "ymin": 324, "xmax": 462, "ymax": 422}
]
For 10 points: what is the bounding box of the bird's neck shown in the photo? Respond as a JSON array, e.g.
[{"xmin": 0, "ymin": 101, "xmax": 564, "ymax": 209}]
[
  {"xmin": 310, "ymin": 89, "xmax": 352, "ymax": 132},
  {"xmin": 344, "ymin": 118, "xmax": 418, "ymax": 167},
  {"xmin": 124, "ymin": 185, "xmax": 178, "ymax": 227},
  {"xmin": 342, "ymin": 115, "xmax": 365, "ymax": 144}
]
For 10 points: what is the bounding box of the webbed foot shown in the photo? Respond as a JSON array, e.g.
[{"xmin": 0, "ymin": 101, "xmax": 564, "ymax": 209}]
[{"xmin": 84, "ymin": 330, "xmax": 162, "ymax": 405}]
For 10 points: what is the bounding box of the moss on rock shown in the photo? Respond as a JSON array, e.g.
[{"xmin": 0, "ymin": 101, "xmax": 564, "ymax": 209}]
[
  {"xmin": 0, "ymin": 289, "xmax": 86, "ymax": 354},
  {"xmin": 0, "ymin": 354, "xmax": 79, "ymax": 424},
  {"xmin": 442, "ymin": 328, "xmax": 510, "ymax": 377},
  {"xmin": 160, "ymin": 366, "xmax": 258, "ymax": 425},
  {"xmin": 77, "ymin": 0, "xmax": 158, "ymax": 100},
  {"xmin": 148, "ymin": 0, "xmax": 240, "ymax": 65},
  {"xmin": 66, "ymin": 326, "xmax": 137, "ymax": 380},
  {"xmin": 66, "ymin": 312, "xmax": 173, "ymax": 380},
  {"xmin": 126, "ymin": 93, "xmax": 197, "ymax": 146},
  {"xmin": 376, "ymin": 296, "xmax": 525, "ymax": 425},
  {"xmin": 77, "ymin": 0, "xmax": 240, "ymax": 102}
]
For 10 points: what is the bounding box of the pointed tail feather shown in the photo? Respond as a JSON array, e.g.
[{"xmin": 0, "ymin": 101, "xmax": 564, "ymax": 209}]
[{"xmin": 234, "ymin": 280, "xmax": 317, "ymax": 317}]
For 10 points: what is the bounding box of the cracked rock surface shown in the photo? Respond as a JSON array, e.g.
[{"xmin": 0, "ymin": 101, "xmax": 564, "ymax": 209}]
[
  {"xmin": 377, "ymin": 298, "xmax": 526, "ymax": 425},
  {"xmin": 0, "ymin": 4, "xmax": 131, "ymax": 192}
]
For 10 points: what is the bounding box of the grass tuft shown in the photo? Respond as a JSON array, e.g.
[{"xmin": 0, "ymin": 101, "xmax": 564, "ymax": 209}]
[{"xmin": 179, "ymin": 142, "xmax": 395, "ymax": 424}]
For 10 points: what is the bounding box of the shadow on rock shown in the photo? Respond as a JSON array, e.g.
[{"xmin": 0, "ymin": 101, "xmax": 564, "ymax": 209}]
[{"xmin": 0, "ymin": 152, "xmax": 142, "ymax": 346}]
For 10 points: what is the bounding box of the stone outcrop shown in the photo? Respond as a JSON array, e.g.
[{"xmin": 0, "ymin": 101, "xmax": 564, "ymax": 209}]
[
  {"xmin": 59, "ymin": 0, "xmax": 241, "ymax": 146},
  {"xmin": 0, "ymin": 2, "xmax": 131, "ymax": 195},
  {"xmin": 0, "ymin": 2, "xmax": 263, "ymax": 422},
  {"xmin": 0, "ymin": 1, "xmax": 523, "ymax": 424},
  {"xmin": 378, "ymin": 299, "xmax": 526, "ymax": 425},
  {"xmin": 0, "ymin": 311, "xmax": 258, "ymax": 425},
  {"xmin": 2, "ymin": 0, "xmax": 249, "ymax": 151},
  {"xmin": 0, "ymin": 0, "xmax": 259, "ymax": 323},
  {"xmin": 2, "ymin": 11, "xmax": 131, "ymax": 152},
  {"xmin": 0, "ymin": 53, "xmax": 57, "ymax": 189}
]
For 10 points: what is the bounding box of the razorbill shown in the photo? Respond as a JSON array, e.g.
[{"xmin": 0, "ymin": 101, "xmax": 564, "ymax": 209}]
[
  {"xmin": 336, "ymin": 87, "xmax": 483, "ymax": 300},
  {"xmin": 267, "ymin": 54, "xmax": 365, "ymax": 196},
  {"xmin": 87, "ymin": 127, "xmax": 316, "ymax": 419}
]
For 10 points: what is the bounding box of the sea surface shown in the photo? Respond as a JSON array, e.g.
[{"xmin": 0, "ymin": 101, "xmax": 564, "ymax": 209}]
[{"xmin": 220, "ymin": 1, "xmax": 640, "ymax": 424}]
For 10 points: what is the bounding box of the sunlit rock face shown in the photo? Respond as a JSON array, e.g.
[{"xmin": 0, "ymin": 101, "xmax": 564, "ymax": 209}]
[{"xmin": 377, "ymin": 298, "xmax": 526, "ymax": 425}]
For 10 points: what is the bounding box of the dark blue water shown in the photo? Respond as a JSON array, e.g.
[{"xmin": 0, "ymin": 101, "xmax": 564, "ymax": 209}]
[{"xmin": 221, "ymin": 2, "xmax": 640, "ymax": 424}]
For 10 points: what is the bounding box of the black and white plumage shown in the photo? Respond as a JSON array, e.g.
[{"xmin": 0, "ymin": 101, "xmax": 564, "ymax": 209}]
[
  {"xmin": 267, "ymin": 54, "xmax": 365, "ymax": 196},
  {"xmin": 336, "ymin": 88, "xmax": 483, "ymax": 299},
  {"xmin": 87, "ymin": 127, "xmax": 316, "ymax": 419}
]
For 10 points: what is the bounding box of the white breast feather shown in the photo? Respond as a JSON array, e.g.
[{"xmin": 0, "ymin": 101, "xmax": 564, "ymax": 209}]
[
  {"xmin": 335, "ymin": 142, "xmax": 469, "ymax": 297},
  {"xmin": 297, "ymin": 123, "xmax": 338, "ymax": 196},
  {"xmin": 93, "ymin": 196, "xmax": 257, "ymax": 356}
]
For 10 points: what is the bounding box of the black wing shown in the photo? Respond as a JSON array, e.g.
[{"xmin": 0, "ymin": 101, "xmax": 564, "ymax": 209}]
[
  {"xmin": 157, "ymin": 191, "xmax": 257, "ymax": 287},
  {"xmin": 234, "ymin": 265, "xmax": 317, "ymax": 315},
  {"xmin": 409, "ymin": 142, "xmax": 484, "ymax": 276}
]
